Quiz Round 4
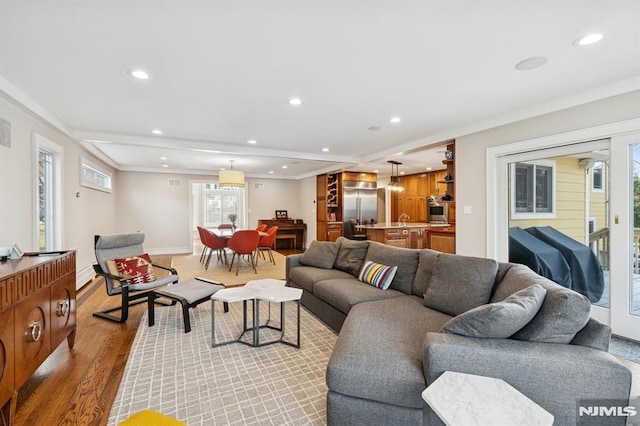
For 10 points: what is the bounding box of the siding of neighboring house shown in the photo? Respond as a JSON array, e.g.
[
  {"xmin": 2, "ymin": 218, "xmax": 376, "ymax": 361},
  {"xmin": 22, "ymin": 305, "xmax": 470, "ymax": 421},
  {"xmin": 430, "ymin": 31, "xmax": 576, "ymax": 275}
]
[{"xmin": 509, "ymin": 156, "xmax": 588, "ymax": 243}]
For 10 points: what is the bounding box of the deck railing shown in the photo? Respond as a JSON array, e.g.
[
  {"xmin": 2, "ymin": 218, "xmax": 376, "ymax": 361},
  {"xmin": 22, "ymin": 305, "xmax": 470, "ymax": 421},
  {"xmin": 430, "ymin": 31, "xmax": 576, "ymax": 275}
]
[
  {"xmin": 589, "ymin": 227, "xmax": 610, "ymax": 271},
  {"xmin": 589, "ymin": 227, "xmax": 640, "ymax": 274}
]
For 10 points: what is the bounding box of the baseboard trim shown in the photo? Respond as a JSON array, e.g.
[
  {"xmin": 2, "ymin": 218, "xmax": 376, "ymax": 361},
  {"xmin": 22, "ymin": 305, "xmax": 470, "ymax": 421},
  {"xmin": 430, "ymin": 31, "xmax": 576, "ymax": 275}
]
[
  {"xmin": 76, "ymin": 264, "xmax": 96, "ymax": 291},
  {"xmin": 147, "ymin": 247, "xmax": 192, "ymax": 256}
]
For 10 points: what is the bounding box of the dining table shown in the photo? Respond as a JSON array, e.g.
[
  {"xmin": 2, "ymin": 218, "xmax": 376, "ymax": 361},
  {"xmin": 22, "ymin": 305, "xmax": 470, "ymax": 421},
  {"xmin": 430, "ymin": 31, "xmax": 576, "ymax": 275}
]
[{"xmin": 210, "ymin": 228, "xmax": 268, "ymax": 239}]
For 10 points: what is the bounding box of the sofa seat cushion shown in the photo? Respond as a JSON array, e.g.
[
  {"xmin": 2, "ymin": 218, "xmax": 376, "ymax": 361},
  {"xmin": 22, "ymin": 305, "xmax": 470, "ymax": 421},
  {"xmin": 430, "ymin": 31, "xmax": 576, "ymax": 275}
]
[
  {"xmin": 365, "ymin": 241, "xmax": 420, "ymax": 294},
  {"xmin": 313, "ymin": 278, "xmax": 405, "ymax": 315},
  {"xmin": 327, "ymin": 296, "xmax": 452, "ymax": 409},
  {"xmin": 288, "ymin": 266, "xmax": 354, "ymax": 294},
  {"xmin": 491, "ymin": 264, "xmax": 591, "ymax": 344}
]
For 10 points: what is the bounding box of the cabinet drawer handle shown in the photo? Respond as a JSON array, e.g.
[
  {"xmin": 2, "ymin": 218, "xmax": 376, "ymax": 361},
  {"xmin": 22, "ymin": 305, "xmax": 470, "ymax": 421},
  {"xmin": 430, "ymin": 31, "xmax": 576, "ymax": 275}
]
[
  {"xmin": 28, "ymin": 321, "xmax": 42, "ymax": 342},
  {"xmin": 56, "ymin": 300, "xmax": 70, "ymax": 317}
]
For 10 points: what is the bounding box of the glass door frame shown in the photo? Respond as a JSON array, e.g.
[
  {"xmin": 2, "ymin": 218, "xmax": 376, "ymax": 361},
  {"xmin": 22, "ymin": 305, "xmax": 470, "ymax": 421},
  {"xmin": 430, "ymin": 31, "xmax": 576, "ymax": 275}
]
[
  {"xmin": 609, "ymin": 132, "xmax": 640, "ymax": 340},
  {"xmin": 487, "ymin": 118, "xmax": 640, "ymax": 340}
]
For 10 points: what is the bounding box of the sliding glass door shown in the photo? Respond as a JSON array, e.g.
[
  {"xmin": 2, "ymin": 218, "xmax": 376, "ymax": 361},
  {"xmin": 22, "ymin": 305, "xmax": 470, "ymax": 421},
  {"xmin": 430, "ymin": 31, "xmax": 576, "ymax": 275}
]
[{"xmin": 495, "ymin": 129, "xmax": 640, "ymax": 341}]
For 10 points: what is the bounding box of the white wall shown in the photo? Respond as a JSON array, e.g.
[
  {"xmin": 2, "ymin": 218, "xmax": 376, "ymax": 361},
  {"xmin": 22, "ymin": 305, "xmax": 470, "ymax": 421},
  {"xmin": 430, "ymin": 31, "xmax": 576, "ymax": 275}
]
[
  {"xmin": 456, "ymin": 90, "xmax": 640, "ymax": 258},
  {"xmin": 116, "ymin": 172, "xmax": 319, "ymax": 253},
  {"xmin": 0, "ymin": 93, "xmax": 118, "ymax": 286}
]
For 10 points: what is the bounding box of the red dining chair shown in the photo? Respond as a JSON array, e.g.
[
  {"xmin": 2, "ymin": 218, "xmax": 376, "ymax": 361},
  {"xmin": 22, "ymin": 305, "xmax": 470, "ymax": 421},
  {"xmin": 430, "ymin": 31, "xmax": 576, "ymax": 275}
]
[
  {"xmin": 226, "ymin": 229, "xmax": 260, "ymax": 275},
  {"xmin": 256, "ymin": 224, "xmax": 267, "ymax": 232},
  {"xmin": 196, "ymin": 226, "xmax": 210, "ymax": 263},
  {"xmin": 218, "ymin": 223, "xmax": 233, "ymax": 230},
  {"xmin": 255, "ymin": 226, "xmax": 278, "ymax": 265},
  {"xmin": 200, "ymin": 227, "xmax": 228, "ymax": 269}
]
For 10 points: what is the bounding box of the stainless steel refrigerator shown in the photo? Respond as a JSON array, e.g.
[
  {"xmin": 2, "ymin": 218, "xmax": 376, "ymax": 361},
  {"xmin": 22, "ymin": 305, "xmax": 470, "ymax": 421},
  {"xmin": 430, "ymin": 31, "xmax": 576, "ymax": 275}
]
[{"xmin": 342, "ymin": 184, "xmax": 378, "ymax": 236}]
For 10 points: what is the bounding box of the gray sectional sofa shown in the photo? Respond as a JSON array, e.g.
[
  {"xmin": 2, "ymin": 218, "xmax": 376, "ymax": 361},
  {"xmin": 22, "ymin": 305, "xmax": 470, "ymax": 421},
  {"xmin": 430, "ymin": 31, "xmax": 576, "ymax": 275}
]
[{"xmin": 285, "ymin": 237, "xmax": 632, "ymax": 426}]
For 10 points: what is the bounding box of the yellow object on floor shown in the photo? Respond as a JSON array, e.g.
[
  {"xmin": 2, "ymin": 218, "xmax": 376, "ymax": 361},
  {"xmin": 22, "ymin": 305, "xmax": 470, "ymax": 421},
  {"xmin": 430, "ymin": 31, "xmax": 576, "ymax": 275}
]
[{"xmin": 119, "ymin": 410, "xmax": 185, "ymax": 425}]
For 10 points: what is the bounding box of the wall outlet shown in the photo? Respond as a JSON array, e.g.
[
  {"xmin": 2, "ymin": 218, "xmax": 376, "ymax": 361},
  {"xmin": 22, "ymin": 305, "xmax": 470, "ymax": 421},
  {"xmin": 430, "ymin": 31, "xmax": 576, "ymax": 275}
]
[{"xmin": 463, "ymin": 205, "xmax": 472, "ymax": 215}]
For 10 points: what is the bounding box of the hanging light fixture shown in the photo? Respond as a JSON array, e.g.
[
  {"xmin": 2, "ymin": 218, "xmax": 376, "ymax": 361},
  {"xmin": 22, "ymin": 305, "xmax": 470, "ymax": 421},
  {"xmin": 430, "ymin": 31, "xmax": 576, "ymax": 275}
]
[
  {"xmin": 387, "ymin": 160, "xmax": 404, "ymax": 192},
  {"xmin": 218, "ymin": 160, "xmax": 245, "ymax": 188}
]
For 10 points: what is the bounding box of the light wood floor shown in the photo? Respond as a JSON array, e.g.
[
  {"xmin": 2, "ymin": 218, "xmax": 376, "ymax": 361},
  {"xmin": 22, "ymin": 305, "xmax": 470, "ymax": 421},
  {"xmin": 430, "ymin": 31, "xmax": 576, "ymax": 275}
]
[
  {"xmin": 13, "ymin": 248, "xmax": 302, "ymax": 426},
  {"xmin": 12, "ymin": 248, "xmax": 640, "ymax": 425}
]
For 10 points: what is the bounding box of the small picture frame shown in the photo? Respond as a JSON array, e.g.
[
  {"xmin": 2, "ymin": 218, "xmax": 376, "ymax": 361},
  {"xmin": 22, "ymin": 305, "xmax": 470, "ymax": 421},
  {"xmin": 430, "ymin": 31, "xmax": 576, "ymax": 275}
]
[
  {"xmin": 9, "ymin": 243, "xmax": 24, "ymax": 259},
  {"xmin": 275, "ymin": 210, "xmax": 288, "ymax": 219}
]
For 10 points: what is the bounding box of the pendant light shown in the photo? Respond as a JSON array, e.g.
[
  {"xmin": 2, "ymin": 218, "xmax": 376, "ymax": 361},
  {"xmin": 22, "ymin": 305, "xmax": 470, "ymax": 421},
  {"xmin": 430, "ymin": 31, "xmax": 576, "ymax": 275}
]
[
  {"xmin": 218, "ymin": 160, "xmax": 245, "ymax": 188},
  {"xmin": 387, "ymin": 160, "xmax": 404, "ymax": 192}
]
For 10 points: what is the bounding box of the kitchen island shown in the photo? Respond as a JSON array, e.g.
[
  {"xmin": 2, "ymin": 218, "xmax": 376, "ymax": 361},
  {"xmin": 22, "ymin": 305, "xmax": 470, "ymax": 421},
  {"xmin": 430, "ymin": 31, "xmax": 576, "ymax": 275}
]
[{"xmin": 359, "ymin": 223, "xmax": 456, "ymax": 253}]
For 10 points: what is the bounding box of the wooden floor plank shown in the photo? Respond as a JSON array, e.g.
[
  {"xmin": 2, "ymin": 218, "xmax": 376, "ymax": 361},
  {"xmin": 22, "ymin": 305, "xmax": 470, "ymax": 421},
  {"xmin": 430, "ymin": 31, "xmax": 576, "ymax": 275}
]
[{"xmin": 12, "ymin": 248, "xmax": 303, "ymax": 426}]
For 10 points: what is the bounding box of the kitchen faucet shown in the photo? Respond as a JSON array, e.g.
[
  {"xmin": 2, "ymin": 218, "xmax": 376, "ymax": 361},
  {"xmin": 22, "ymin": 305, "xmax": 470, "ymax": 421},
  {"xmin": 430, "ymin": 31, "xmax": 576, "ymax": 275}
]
[{"xmin": 398, "ymin": 213, "xmax": 409, "ymax": 227}]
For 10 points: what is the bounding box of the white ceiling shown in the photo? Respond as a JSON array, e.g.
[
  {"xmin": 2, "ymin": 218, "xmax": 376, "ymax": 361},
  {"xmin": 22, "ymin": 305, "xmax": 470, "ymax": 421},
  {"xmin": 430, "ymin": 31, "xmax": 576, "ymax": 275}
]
[{"xmin": 1, "ymin": 1, "xmax": 639, "ymax": 179}]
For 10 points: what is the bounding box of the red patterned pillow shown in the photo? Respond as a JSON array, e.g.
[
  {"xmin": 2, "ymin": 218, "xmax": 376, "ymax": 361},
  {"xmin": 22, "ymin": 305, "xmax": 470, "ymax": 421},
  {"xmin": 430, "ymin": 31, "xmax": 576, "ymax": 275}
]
[{"xmin": 115, "ymin": 253, "xmax": 156, "ymax": 284}]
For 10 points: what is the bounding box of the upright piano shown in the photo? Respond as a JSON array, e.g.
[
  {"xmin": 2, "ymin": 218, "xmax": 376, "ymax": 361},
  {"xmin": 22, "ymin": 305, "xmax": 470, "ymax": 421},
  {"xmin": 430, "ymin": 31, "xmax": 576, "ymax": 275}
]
[{"xmin": 259, "ymin": 218, "xmax": 307, "ymax": 250}]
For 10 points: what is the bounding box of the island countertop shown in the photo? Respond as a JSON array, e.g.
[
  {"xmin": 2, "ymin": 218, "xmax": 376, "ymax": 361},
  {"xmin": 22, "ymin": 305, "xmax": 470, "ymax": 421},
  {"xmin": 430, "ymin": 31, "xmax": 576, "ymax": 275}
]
[
  {"xmin": 361, "ymin": 223, "xmax": 456, "ymax": 252},
  {"xmin": 358, "ymin": 222, "xmax": 454, "ymax": 230}
]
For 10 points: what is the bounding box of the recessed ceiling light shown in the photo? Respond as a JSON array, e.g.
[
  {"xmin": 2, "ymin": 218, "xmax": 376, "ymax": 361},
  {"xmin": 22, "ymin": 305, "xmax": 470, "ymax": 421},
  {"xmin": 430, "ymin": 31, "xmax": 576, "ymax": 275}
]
[
  {"xmin": 515, "ymin": 56, "xmax": 548, "ymax": 71},
  {"xmin": 220, "ymin": 167, "xmax": 226, "ymax": 171},
  {"xmin": 161, "ymin": 164, "xmax": 169, "ymax": 168},
  {"xmin": 389, "ymin": 117, "xmax": 401, "ymax": 124},
  {"xmin": 400, "ymin": 171, "xmax": 405, "ymax": 175},
  {"xmin": 129, "ymin": 69, "xmax": 150, "ymax": 80},
  {"xmin": 289, "ymin": 98, "xmax": 302, "ymax": 106},
  {"xmin": 373, "ymin": 170, "xmax": 379, "ymax": 173},
  {"xmin": 247, "ymin": 139, "xmax": 257, "ymax": 144},
  {"xmin": 160, "ymin": 156, "xmax": 168, "ymax": 160},
  {"xmin": 322, "ymin": 148, "xmax": 330, "ymax": 152},
  {"xmin": 574, "ymin": 33, "xmax": 604, "ymax": 46},
  {"xmin": 426, "ymin": 167, "xmax": 432, "ymax": 171},
  {"xmin": 269, "ymin": 171, "xmax": 274, "ymax": 174},
  {"xmin": 152, "ymin": 129, "xmax": 163, "ymax": 135},
  {"xmin": 282, "ymin": 165, "xmax": 288, "ymax": 169},
  {"xmin": 368, "ymin": 126, "xmax": 382, "ymax": 131}
]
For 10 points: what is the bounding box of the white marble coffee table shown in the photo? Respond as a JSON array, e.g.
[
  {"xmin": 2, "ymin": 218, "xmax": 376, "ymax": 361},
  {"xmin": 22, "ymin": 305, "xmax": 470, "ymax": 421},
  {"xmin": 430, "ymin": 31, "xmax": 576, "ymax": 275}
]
[
  {"xmin": 422, "ymin": 371, "xmax": 554, "ymax": 426},
  {"xmin": 210, "ymin": 280, "xmax": 302, "ymax": 348},
  {"xmin": 256, "ymin": 286, "xmax": 302, "ymax": 348},
  {"xmin": 211, "ymin": 287, "xmax": 260, "ymax": 347}
]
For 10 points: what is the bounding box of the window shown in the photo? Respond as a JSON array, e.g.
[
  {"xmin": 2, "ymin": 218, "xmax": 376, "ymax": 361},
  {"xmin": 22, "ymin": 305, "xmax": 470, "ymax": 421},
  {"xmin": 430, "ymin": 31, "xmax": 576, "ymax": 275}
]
[
  {"xmin": 202, "ymin": 184, "xmax": 245, "ymax": 228},
  {"xmin": 511, "ymin": 160, "xmax": 556, "ymax": 219},
  {"xmin": 34, "ymin": 133, "xmax": 63, "ymax": 251},
  {"xmin": 80, "ymin": 157, "xmax": 112, "ymax": 192},
  {"xmin": 592, "ymin": 161, "xmax": 604, "ymax": 191}
]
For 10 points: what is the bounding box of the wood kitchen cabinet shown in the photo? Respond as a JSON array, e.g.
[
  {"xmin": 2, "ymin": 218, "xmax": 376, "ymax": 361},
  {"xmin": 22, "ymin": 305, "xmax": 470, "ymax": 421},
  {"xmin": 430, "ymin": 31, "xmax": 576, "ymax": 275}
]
[
  {"xmin": 327, "ymin": 222, "xmax": 343, "ymax": 242},
  {"xmin": 0, "ymin": 251, "xmax": 76, "ymax": 425},
  {"xmin": 427, "ymin": 229, "xmax": 456, "ymax": 253},
  {"xmin": 316, "ymin": 173, "xmax": 342, "ymax": 241}
]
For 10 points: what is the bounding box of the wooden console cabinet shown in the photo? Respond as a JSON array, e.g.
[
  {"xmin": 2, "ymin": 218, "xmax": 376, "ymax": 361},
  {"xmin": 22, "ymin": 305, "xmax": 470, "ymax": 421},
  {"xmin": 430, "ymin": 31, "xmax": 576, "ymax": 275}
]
[{"xmin": 0, "ymin": 251, "xmax": 76, "ymax": 425}]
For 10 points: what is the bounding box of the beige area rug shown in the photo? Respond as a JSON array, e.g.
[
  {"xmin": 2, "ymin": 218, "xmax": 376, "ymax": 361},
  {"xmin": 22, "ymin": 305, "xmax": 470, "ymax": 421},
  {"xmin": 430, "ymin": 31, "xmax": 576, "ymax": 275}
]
[
  {"xmin": 107, "ymin": 295, "xmax": 337, "ymax": 425},
  {"xmin": 154, "ymin": 248, "xmax": 287, "ymax": 287}
]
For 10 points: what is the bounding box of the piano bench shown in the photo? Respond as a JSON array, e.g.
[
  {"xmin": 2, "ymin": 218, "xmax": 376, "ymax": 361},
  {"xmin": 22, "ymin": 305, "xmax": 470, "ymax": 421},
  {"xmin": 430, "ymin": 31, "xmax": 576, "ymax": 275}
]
[{"xmin": 276, "ymin": 234, "xmax": 296, "ymax": 249}]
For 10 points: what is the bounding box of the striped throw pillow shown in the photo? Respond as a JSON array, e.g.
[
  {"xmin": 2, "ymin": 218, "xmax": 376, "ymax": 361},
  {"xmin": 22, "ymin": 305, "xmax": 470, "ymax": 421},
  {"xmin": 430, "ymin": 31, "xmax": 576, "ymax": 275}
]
[{"xmin": 358, "ymin": 260, "xmax": 398, "ymax": 290}]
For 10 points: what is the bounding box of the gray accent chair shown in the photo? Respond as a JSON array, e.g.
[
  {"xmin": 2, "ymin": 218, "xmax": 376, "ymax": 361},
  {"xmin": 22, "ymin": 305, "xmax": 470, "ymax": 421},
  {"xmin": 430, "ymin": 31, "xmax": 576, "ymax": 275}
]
[{"xmin": 93, "ymin": 232, "xmax": 179, "ymax": 322}]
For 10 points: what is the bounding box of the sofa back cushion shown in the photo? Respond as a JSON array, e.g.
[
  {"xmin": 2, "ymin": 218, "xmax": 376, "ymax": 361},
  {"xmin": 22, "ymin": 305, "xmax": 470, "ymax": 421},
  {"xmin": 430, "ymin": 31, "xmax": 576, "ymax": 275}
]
[
  {"xmin": 424, "ymin": 253, "xmax": 499, "ymax": 316},
  {"xmin": 299, "ymin": 240, "xmax": 340, "ymax": 269},
  {"xmin": 491, "ymin": 264, "xmax": 591, "ymax": 344},
  {"xmin": 334, "ymin": 237, "xmax": 370, "ymax": 277},
  {"xmin": 365, "ymin": 241, "xmax": 419, "ymax": 294},
  {"xmin": 412, "ymin": 249, "xmax": 440, "ymax": 296}
]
